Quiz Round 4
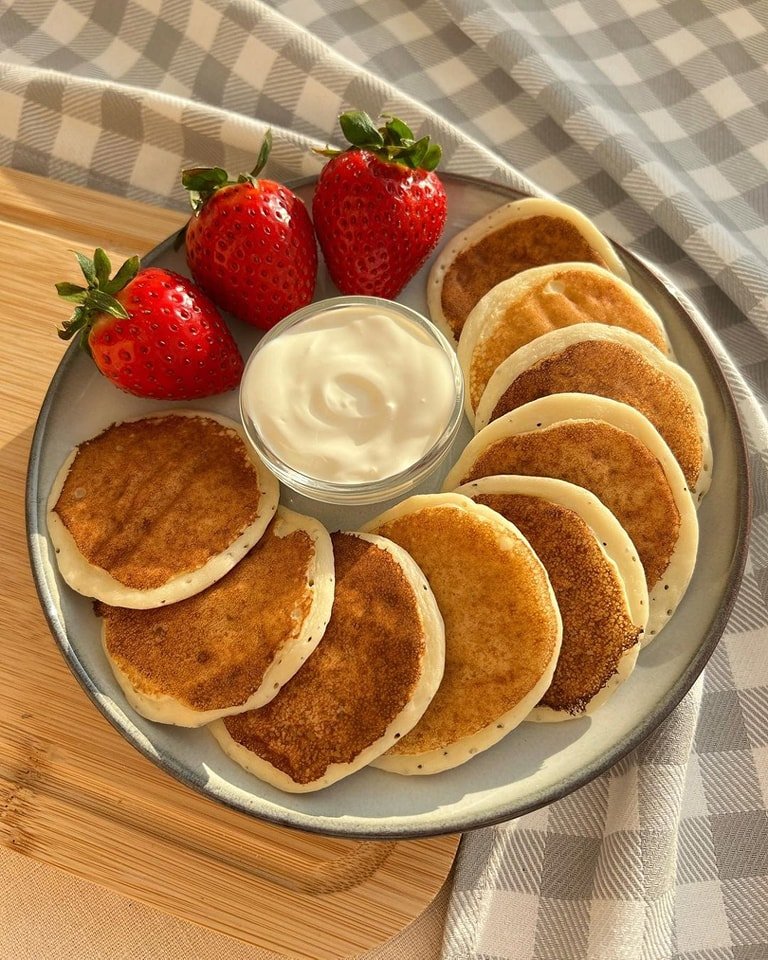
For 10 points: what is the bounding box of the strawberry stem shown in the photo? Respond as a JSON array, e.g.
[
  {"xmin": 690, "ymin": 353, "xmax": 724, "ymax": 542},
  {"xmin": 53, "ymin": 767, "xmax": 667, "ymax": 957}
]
[
  {"xmin": 56, "ymin": 248, "xmax": 138, "ymax": 353},
  {"xmin": 314, "ymin": 110, "xmax": 442, "ymax": 171},
  {"xmin": 182, "ymin": 130, "xmax": 273, "ymax": 214}
]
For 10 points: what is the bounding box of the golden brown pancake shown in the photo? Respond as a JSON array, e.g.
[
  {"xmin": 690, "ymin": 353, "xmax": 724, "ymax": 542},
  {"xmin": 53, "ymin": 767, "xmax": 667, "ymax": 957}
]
[
  {"xmin": 444, "ymin": 394, "xmax": 699, "ymax": 643},
  {"xmin": 363, "ymin": 493, "xmax": 562, "ymax": 773},
  {"xmin": 467, "ymin": 486, "xmax": 642, "ymax": 718},
  {"xmin": 443, "ymin": 219, "xmax": 606, "ymax": 339},
  {"xmin": 98, "ymin": 508, "xmax": 334, "ymax": 727},
  {"xmin": 456, "ymin": 421, "xmax": 678, "ymax": 587},
  {"xmin": 459, "ymin": 263, "xmax": 671, "ymax": 414},
  {"xmin": 481, "ymin": 331, "xmax": 706, "ymax": 493},
  {"xmin": 47, "ymin": 411, "xmax": 279, "ymax": 608},
  {"xmin": 210, "ymin": 531, "xmax": 445, "ymax": 792},
  {"xmin": 427, "ymin": 198, "xmax": 631, "ymax": 344}
]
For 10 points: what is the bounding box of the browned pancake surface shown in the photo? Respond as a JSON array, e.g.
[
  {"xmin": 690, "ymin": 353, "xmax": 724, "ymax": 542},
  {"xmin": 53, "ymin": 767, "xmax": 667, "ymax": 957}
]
[
  {"xmin": 97, "ymin": 520, "xmax": 314, "ymax": 712},
  {"xmin": 469, "ymin": 268, "xmax": 669, "ymax": 408},
  {"xmin": 475, "ymin": 493, "xmax": 639, "ymax": 714},
  {"xmin": 54, "ymin": 415, "xmax": 264, "ymax": 589},
  {"xmin": 461, "ymin": 422, "xmax": 680, "ymax": 590},
  {"xmin": 375, "ymin": 504, "xmax": 559, "ymax": 756},
  {"xmin": 489, "ymin": 341, "xmax": 702, "ymax": 488},
  {"xmin": 442, "ymin": 218, "xmax": 608, "ymax": 339},
  {"xmin": 222, "ymin": 532, "xmax": 425, "ymax": 785}
]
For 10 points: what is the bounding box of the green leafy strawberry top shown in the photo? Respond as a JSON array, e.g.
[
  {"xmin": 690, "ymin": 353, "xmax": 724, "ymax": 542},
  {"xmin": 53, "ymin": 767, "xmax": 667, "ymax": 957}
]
[
  {"xmin": 316, "ymin": 110, "xmax": 442, "ymax": 171},
  {"xmin": 56, "ymin": 248, "xmax": 139, "ymax": 352},
  {"xmin": 181, "ymin": 130, "xmax": 273, "ymax": 214}
]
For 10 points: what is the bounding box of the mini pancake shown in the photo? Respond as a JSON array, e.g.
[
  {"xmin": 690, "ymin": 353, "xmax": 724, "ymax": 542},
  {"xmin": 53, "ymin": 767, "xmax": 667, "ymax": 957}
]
[
  {"xmin": 458, "ymin": 263, "xmax": 672, "ymax": 418},
  {"xmin": 47, "ymin": 410, "xmax": 279, "ymax": 609},
  {"xmin": 209, "ymin": 531, "xmax": 445, "ymax": 793},
  {"xmin": 444, "ymin": 394, "xmax": 699, "ymax": 643},
  {"xmin": 475, "ymin": 324, "xmax": 711, "ymax": 501},
  {"xmin": 454, "ymin": 476, "xmax": 648, "ymax": 720},
  {"xmin": 362, "ymin": 493, "xmax": 562, "ymax": 774},
  {"xmin": 97, "ymin": 508, "xmax": 334, "ymax": 727},
  {"xmin": 427, "ymin": 198, "xmax": 631, "ymax": 345}
]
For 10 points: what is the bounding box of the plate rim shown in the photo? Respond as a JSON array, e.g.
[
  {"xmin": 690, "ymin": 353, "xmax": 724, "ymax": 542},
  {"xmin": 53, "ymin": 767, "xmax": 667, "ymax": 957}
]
[{"xmin": 25, "ymin": 172, "xmax": 753, "ymax": 839}]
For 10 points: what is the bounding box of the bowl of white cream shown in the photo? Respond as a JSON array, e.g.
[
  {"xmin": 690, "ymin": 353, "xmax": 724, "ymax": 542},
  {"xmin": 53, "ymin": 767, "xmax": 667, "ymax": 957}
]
[{"xmin": 239, "ymin": 297, "xmax": 464, "ymax": 505}]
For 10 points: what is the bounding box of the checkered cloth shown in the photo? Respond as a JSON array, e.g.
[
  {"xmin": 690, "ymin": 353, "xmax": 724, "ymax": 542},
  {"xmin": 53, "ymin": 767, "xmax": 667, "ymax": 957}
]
[{"xmin": 2, "ymin": 1, "xmax": 767, "ymax": 957}]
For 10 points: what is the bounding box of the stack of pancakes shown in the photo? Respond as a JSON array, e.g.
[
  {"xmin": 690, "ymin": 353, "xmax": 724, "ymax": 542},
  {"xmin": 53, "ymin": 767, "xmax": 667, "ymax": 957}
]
[
  {"xmin": 48, "ymin": 411, "xmax": 565, "ymax": 787},
  {"xmin": 430, "ymin": 197, "xmax": 709, "ymax": 720},
  {"xmin": 48, "ymin": 411, "xmax": 451, "ymax": 791},
  {"xmin": 46, "ymin": 197, "xmax": 711, "ymax": 792}
]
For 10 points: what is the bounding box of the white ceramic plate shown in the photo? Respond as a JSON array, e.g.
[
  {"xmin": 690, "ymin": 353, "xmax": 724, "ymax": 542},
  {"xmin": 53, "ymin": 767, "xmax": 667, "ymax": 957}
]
[{"xmin": 26, "ymin": 175, "xmax": 750, "ymax": 839}]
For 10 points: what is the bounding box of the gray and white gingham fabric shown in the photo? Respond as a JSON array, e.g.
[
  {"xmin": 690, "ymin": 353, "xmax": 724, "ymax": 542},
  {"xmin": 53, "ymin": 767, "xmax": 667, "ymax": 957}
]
[{"xmin": 1, "ymin": 2, "xmax": 766, "ymax": 958}]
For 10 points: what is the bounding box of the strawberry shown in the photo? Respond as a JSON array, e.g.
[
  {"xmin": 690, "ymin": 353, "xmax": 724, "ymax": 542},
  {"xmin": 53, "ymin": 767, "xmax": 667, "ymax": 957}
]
[
  {"xmin": 56, "ymin": 249, "xmax": 244, "ymax": 400},
  {"xmin": 312, "ymin": 111, "xmax": 448, "ymax": 299},
  {"xmin": 182, "ymin": 132, "xmax": 317, "ymax": 330}
]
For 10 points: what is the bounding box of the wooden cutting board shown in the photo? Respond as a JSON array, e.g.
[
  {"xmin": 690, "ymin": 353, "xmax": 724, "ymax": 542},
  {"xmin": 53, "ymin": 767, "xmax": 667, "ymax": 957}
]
[{"xmin": 0, "ymin": 167, "xmax": 459, "ymax": 960}]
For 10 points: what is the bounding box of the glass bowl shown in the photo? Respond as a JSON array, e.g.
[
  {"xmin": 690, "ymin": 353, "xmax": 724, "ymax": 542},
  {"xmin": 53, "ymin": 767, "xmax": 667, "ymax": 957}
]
[{"xmin": 239, "ymin": 296, "xmax": 465, "ymax": 505}]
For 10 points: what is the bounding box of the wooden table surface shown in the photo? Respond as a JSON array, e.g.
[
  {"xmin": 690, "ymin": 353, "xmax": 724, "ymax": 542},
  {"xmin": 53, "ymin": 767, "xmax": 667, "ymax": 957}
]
[{"xmin": 0, "ymin": 167, "xmax": 459, "ymax": 960}]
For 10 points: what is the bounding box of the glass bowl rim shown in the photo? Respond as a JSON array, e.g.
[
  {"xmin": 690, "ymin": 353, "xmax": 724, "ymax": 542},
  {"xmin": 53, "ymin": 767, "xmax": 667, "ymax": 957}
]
[{"xmin": 238, "ymin": 295, "xmax": 465, "ymax": 504}]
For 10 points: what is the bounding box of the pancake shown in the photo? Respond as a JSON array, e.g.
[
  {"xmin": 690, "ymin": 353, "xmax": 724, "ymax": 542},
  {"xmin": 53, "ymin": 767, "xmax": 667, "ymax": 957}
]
[
  {"xmin": 454, "ymin": 476, "xmax": 648, "ymax": 720},
  {"xmin": 458, "ymin": 263, "xmax": 672, "ymax": 418},
  {"xmin": 444, "ymin": 394, "xmax": 699, "ymax": 643},
  {"xmin": 475, "ymin": 324, "xmax": 711, "ymax": 501},
  {"xmin": 362, "ymin": 493, "xmax": 562, "ymax": 774},
  {"xmin": 97, "ymin": 508, "xmax": 334, "ymax": 727},
  {"xmin": 427, "ymin": 199, "xmax": 631, "ymax": 345},
  {"xmin": 47, "ymin": 410, "xmax": 279, "ymax": 609},
  {"xmin": 209, "ymin": 531, "xmax": 445, "ymax": 792}
]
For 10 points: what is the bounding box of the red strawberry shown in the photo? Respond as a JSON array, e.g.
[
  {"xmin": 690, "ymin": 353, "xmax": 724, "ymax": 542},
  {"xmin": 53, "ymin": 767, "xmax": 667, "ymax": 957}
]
[
  {"xmin": 56, "ymin": 249, "xmax": 244, "ymax": 400},
  {"xmin": 312, "ymin": 111, "xmax": 448, "ymax": 298},
  {"xmin": 182, "ymin": 132, "xmax": 317, "ymax": 330}
]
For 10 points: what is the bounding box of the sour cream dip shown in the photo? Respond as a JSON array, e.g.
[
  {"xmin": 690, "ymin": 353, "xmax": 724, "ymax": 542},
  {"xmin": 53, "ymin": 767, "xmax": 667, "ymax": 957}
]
[{"xmin": 240, "ymin": 298, "xmax": 462, "ymax": 500}]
